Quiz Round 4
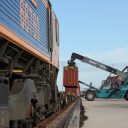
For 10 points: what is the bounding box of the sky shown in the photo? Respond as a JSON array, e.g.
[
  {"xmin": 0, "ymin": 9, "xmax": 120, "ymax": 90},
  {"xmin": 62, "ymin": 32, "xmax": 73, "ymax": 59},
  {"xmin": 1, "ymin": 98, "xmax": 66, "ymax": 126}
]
[{"xmin": 50, "ymin": 0, "xmax": 128, "ymax": 91}]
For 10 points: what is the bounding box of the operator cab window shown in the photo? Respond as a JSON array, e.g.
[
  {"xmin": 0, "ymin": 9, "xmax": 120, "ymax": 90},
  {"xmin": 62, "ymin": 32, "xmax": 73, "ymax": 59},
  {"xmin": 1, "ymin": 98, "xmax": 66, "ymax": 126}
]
[{"xmin": 101, "ymin": 80, "xmax": 111, "ymax": 90}]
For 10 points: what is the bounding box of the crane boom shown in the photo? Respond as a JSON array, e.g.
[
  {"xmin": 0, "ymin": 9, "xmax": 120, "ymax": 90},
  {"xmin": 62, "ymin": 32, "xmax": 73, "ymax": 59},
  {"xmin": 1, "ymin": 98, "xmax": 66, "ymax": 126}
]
[
  {"xmin": 68, "ymin": 53, "xmax": 127, "ymax": 78},
  {"xmin": 79, "ymin": 80, "xmax": 98, "ymax": 90}
]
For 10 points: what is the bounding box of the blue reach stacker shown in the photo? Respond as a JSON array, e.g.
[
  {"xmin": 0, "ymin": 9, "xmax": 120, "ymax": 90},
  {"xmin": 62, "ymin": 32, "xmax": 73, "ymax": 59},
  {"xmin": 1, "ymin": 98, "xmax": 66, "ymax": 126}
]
[{"xmin": 68, "ymin": 53, "xmax": 128, "ymax": 101}]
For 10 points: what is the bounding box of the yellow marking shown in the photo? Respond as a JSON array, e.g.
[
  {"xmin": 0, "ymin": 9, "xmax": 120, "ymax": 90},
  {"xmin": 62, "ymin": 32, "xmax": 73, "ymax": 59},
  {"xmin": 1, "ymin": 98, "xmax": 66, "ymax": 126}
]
[{"xmin": 12, "ymin": 70, "xmax": 23, "ymax": 73}]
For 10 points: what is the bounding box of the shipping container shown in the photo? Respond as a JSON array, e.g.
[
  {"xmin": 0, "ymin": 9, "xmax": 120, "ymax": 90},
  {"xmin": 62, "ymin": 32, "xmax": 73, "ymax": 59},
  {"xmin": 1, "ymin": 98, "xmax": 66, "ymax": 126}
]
[
  {"xmin": 63, "ymin": 66, "xmax": 79, "ymax": 88},
  {"xmin": 65, "ymin": 85, "xmax": 80, "ymax": 96}
]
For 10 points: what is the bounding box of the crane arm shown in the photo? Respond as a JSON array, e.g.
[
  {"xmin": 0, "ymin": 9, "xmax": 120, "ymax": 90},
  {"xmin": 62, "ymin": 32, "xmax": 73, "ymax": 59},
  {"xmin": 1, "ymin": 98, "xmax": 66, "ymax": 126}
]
[
  {"xmin": 68, "ymin": 53, "xmax": 127, "ymax": 78},
  {"xmin": 79, "ymin": 80, "xmax": 99, "ymax": 90}
]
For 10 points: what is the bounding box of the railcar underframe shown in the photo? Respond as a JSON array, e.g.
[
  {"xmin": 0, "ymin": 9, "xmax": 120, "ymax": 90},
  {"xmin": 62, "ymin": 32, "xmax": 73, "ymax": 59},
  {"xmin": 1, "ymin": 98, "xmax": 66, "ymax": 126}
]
[{"xmin": 0, "ymin": 37, "xmax": 58, "ymax": 127}]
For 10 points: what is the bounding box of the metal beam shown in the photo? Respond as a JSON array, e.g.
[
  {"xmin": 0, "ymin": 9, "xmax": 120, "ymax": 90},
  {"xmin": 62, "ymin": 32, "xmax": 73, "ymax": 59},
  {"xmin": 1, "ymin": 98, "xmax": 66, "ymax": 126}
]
[
  {"xmin": 0, "ymin": 42, "xmax": 8, "ymax": 57},
  {"xmin": 24, "ymin": 57, "xmax": 35, "ymax": 71},
  {"xmin": 12, "ymin": 51, "xmax": 23, "ymax": 63}
]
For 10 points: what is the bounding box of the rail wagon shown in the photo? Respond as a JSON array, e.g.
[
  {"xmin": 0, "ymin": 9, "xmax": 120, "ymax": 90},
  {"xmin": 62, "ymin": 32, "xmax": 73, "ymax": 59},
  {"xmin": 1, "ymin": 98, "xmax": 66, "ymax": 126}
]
[{"xmin": 0, "ymin": 0, "xmax": 59, "ymax": 127}]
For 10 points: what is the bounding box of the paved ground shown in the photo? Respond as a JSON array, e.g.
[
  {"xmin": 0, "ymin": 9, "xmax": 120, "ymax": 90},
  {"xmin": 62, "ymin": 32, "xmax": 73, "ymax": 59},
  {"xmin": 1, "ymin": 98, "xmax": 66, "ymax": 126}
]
[
  {"xmin": 67, "ymin": 100, "xmax": 80, "ymax": 128},
  {"xmin": 81, "ymin": 98, "xmax": 128, "ymax": 128}
]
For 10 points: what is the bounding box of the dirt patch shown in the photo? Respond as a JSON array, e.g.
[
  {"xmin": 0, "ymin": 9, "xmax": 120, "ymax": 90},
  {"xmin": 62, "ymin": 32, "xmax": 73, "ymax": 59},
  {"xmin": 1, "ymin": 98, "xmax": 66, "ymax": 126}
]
[{"xmin": 80, "ymin": 100, "xmax": 88, "ymax": 127}]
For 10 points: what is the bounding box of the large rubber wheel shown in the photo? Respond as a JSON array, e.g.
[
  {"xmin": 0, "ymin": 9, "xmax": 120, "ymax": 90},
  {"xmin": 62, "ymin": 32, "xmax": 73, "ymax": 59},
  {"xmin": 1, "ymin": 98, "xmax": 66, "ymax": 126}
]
[
  {"xmin": 124, "ymin": 91, "xmax": 128, "ymax": 101},
  {"xmin": 85, "ymin": 90, "xmax": 96, "ymax": 101}
]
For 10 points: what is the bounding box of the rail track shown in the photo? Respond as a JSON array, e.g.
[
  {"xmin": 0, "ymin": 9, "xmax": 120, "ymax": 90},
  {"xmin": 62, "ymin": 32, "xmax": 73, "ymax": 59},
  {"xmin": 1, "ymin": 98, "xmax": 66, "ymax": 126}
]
[{"xmin": 37, "ymin": 98, "xmax": 80, "ymax": 128}]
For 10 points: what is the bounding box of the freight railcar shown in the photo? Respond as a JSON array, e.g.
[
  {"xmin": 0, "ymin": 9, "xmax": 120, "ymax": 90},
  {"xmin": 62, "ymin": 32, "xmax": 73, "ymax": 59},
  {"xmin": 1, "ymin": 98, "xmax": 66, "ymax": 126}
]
[{"xmin": 0, "ymin": 0, "xmax": 59, "ymax": 127}]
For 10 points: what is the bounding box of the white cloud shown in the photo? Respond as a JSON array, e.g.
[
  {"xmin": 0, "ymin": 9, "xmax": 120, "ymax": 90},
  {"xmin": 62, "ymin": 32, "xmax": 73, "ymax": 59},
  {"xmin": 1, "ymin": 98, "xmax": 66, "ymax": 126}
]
[{"xmin": 103, "ymin": 47, "xmax": 128, "ymax": 64}]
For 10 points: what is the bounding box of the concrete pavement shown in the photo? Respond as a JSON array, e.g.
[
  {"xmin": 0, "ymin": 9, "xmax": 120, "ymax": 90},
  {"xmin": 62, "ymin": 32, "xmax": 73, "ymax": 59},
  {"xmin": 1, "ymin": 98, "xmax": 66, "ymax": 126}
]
[{"xmin": 81, "ymin": 98, "xmax": 128, "ymax": 128}]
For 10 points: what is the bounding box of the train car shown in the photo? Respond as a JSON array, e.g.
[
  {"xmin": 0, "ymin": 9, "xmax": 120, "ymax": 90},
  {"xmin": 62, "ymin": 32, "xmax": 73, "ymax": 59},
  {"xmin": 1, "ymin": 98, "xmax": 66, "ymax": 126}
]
[{"xmin": 0, "ymin": 0, "xmax": 59, "ymax": 127}]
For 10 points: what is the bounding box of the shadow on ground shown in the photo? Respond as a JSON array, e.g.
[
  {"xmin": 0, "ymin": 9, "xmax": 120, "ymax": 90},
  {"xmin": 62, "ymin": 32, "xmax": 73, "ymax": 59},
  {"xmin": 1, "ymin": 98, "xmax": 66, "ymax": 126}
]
[{"xmin": 80, "ymin": 100, "xmax": 88, "ymax": 128}]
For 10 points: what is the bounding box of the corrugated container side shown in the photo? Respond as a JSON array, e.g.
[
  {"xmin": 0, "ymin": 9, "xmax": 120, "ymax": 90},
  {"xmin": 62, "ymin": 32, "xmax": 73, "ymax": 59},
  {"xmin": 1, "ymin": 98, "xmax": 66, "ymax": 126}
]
[
  {"xmin": 0, "ymin": 0, "xmax": 49, "ymax": 56},
  {"xmin": 0, "ymin": 3, "xmax": 1, "ymax": 23},
  {"xmin": 65, "ymin": 85, "xmax": 80, "ymax": 96},
  {"xmin": 63, "ymin": 66, "xmax": 78, "ymax": 88}
]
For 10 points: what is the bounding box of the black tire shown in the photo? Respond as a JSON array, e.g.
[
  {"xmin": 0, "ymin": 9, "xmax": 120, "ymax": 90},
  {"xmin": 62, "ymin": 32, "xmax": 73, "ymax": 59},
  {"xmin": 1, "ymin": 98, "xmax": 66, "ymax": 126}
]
[
  {"xmin": 124, "ymin": 91, "xmax": 128, "ymax": 101},
  {"xmin": 85, "ymin": 90, "xmax": 96, "ymax": 101}
]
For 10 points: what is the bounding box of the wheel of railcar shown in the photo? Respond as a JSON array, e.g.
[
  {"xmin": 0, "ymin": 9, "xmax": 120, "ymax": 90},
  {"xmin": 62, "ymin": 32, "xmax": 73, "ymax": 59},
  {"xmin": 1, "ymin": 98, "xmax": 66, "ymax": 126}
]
[
  {"xmin": 85, "ymin": 90, "xmax": 96, "ymax": 101},
  {"xmin": 30, "ymin": 98, "xmax": 38, "ymax": 127},
  {"xmin": 124, "ymin": 91, "xmax": 128, "ymax": 101}
]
